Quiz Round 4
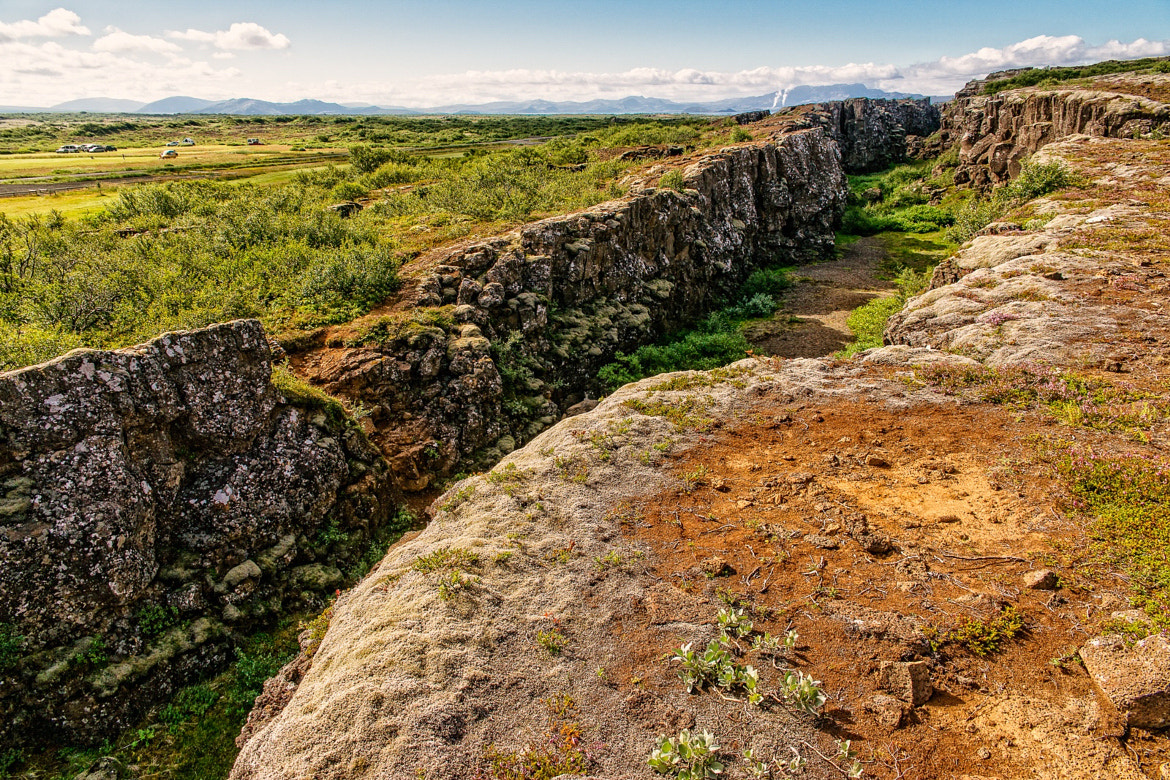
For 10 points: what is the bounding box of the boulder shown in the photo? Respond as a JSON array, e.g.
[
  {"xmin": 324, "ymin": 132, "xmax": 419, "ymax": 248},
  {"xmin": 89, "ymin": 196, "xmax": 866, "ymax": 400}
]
[{"xmin": 1082, "ymin": 634, "xmax": 1170, "ymax": 729}]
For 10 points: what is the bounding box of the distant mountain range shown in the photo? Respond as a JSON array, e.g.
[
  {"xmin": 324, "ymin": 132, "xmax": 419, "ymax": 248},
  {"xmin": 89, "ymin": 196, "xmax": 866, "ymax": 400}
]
[{"xmin": 10, "ymin": 84, "xmax": 941, "ymax": 116}]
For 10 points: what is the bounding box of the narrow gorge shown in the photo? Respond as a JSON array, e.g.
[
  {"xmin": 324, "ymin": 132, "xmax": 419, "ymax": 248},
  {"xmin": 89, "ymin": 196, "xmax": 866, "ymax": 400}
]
[{"xmin": 6, "ymin": 65, "xmax": 1170, "ymax": 780}]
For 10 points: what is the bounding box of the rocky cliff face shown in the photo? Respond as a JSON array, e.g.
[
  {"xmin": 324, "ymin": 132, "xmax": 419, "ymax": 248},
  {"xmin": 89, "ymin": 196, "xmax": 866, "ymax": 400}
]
[
  {"xmin": 301, "ymin": 129, "xmax": 848, "ymax": 489},
  {"xmin": 789, "ymin": 97, "xmax": 941, "ymax": 172},
  {"xmin": 0, "ymin": 321, "xmax": 396, "ymax": 745},
  {"xmin": 942, "ymin": 74, "xmax": 1170, "ymax": 188}
]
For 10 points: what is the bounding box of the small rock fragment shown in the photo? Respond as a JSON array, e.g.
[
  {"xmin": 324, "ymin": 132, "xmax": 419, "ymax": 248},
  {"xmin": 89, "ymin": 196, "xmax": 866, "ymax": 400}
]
[
  {"xmin": 700, "ymin": 556, "xmax": 735, "ymax": 577},
  {"xmin": 804, "ymin": 534, "xmax": 839, "ymax": 550},
  {"xmin": 878, "ymin": 660, "xmax": 933, "ymax": 706},
  {"xmin": 865, "ymin": 454, "xmax": 890, "ymax": 468},
  {"xmin": 1022, "ymin": 569, "xmax": 1058, "ymax": 590},
  {"xmin": 866, "ymin": 694, "xmax": 907, "ymax": 728}
]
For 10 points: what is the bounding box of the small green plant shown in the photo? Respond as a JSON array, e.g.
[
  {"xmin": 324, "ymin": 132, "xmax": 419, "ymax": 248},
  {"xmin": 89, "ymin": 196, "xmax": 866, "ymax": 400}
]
[
  {"xmin": 0, "ymin": 623, "xmax": 24, "ymax": 672},
  {"xmin": 73, "ymin": 636, "xmax": 108, "ymax": 667},
  {"xmin": 477, "ymin": 695, "xmax": 595, "ymax": 779},
  {"xmin": 835, "ymin": 739, "xmax": 863, "ymax": 778},
  {"xmin": 413, "ymin": 546, "xmax": 480, "ymax": 573},
  {"xmin": 742, "ymin": 748, "xmax": 769, "ymax": 778},
  {"xmin": 315, "ymin": 520, "xmax": 346, "ymax": 547},
  {"xmin": 716, "ymin": 607, "xmax": 753, "ymax": 639},
  {"xmin": 593, "ymin": 550, "xmax": 624, "ymax": 570},
  {"xmin": 438, "ymin": 483, "xmax": 475, "ymax": 513},
  {"xmin": 659, "ymin": 169, "xmax": 686, "ymax": 192},
  {"xmin": 537, "ymin": 627, "xmax": 567, "ymax": 655},
  {"xmin": 160, "ymin": 685, "xmax": 220, "ymax": 729},
  {"xmin": 438, "ymin": 570, "xmax": 478, "ymax": 602},
  {"xmin": 730, "ymin": 127, "xmax": 752, "ymax": 143},
  {"xmin": 777, "ymin": 670, "xmax": 827, "ymax": 715},
  {"xmin": 926, "ymin": 605, "xmax": 1026, "ymax": 656},
  {"xmin": 648, "ymin": 729, "xmax": 724, "ymax": 779},
  {"xmin": 136, "ymin": 604, "xmax": 180, "ymax": 638}
]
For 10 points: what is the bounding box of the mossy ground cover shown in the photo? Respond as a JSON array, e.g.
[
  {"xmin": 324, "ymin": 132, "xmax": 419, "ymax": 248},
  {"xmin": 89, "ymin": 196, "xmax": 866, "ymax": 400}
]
[
  {"xmin": 6, "ymin": 623, "xmax": 298, "ymax": 780},
  {"xmin": 1054, "ymin": 449, "xmax": 1170, "ymax": 629}
]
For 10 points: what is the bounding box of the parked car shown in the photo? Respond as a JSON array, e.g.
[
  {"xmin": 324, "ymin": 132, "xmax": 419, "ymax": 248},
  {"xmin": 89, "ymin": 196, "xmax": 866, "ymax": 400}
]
[
  {"xmin": 159, "ymin": 149, "xmax": 178, "ymax": 159},
  {"xmin": 246, "ymin": 138, "xmax": 263, "ymax": 145},
  {"xmin": 165, "ymin": 140, "xmax": 179, "ymax": 147},
  {"xmin": 181, "ymin": 138, "xmax": 195, "ymax": 146},
  {"xmin": 55, "ymin": 145, "xmax": 80, "ymax": 153}
]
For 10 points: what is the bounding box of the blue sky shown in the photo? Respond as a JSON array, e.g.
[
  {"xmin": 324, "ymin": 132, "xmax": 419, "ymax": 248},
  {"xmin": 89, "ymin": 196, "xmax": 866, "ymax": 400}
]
[{"xmin": 0, "ymin": 1, "xmax": 1167, "ymax": 106}]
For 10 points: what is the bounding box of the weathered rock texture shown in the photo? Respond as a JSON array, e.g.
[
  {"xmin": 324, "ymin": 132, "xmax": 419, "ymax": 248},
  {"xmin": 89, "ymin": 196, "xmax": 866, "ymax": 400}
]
[
  {"xmin": 0, "ymin": 320, "xmax": 396, "ymax": 745},
  {"xmin": 229, "ymin": 356, "xmax": 969, "ymax": 780},
  {"xmin": 942, "ymin": 74, "xmax": 1170, "ymax": 188},
  {"xmin": 885, "ymin": 135, "xmax": 1170, "ymax": 367},
  {"xmin": 791, "ymin": 98, "xmax": 941, "ymax": 172},
  {"xmin": 302, "ymin": 128, "xmax": 849, "ymax": 489},
  {"xmin": 1082, "ymin": 634, "xmax": 1170, "ymax": 729}
]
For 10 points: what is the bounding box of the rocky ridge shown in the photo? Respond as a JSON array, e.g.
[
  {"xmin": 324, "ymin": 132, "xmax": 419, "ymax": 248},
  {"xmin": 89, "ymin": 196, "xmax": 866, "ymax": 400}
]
[
  {"xmin": 293, "ymin": 98, "xmax": 940, "ymax": 491},
  {"xmin": 230, "ymin": 80, "xmax": 1170, "ymax": 778},
  {"xmin": 942, "ymin": 72, "xmax": 1170, "ymax": 188},
  {"xmin": 0, "ymin": 321, "xmax": 397, "ymax": 745}
]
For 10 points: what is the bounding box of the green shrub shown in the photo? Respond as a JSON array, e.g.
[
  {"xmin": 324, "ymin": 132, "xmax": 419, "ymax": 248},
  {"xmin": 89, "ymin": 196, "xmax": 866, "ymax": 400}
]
[
  {"xmin": 839, "ymin": 267, "xmax": 930, "ymax": 357},
  {"xmin": 137, "ymin": 604, "xmax": 179, "ymax": 638},
  {"xmin": 348, "ymin": 144, "xmax": 396, "ymax": 174},
  {"xmin": 330, "ymin": 181, "xmax": 367, "ymax": 201},
  {"xmin": 159, "ymin": 685, "xmax": 219, "ymax": 728},
  {"xmin": 293, "ymin": 244, "xmax": 401, "ymax": 317},
  {"xmin": 946, "ymin": 160, "xmax": 1081, "ymax": 242},
  {"xmin": 659, "ymin": 169, "xmax": 685, "ymax": 192}
]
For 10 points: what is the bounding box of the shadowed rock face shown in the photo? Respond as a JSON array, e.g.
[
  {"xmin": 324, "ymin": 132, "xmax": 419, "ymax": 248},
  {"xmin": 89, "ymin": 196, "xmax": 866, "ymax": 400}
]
[
  {"xmin": 0, "ymin": 320, "xmax": 395, "ymax": 746},
  {"xmin": 942, "ymin": 76, "xmax": 1170, "ymax": 188},
  {"xmin": 794, "ymin": 98, "xmax": 941, "ymax": 173}
]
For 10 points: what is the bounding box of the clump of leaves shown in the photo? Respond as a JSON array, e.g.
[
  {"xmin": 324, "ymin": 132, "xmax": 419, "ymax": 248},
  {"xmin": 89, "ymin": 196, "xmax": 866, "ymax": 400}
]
[
  {"xmin": 648, "ymin": 729, "xmax": 724, "ymax": 779},
  {"xmin": 136, "ymin": 604, "xmax": 180, "ymax": 638},
  {"xmin": 926, "ymin": 605, "xmax": 1026, "ymax": 656},
  {"xmin": 777, "ymin": 670, "xmax": 827, "ymax": 715},
  {"xmin": 413, "ymin": 546, "xmax": 480, "ymax": 574},
  {"xmin": 659, "ymin": 169, "xmax": 686, "ymax": 192},
  {"xmin": 0, "ymin": 623, "xmax": 24, "ymax": 672},
  {"xmin": 537, "ymin": 627, "xmax": 568, "ymax": 655}
]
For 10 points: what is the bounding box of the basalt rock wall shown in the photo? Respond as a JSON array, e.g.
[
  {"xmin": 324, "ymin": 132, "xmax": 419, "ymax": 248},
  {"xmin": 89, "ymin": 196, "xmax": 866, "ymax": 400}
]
[
  {"xmin": 942, "ymin": 75, "xmax": 1170, "ymax": 188},
  {"xmin": 0, "ymin": 320, "xmax": 396, "ymax": 746},
  {"xmin": 306, "ymin": 128, "xmax": 848, "ymax": 490},
  {"xmin": 793, "ymin": 97, "xmax": 941, "ymax": 172}
]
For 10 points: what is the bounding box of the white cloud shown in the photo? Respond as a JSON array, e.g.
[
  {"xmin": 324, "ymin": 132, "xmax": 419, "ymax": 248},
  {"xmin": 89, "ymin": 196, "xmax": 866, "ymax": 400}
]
[
  {"xmin": 94, "ymin": 26, "xmax": 181, "ymax": 55},
  {"xmin": 886, "ymin": 35, "xmax": 1170, "ymax": 95},
  {"xmin": 168, "ymin": 22, "xmax": 290, "ymax": 50},
  {"xmin": 337, "ymin": 34, "xmax": 1168, "ymax": 105},
  {"xmin": 0, "ymin": 8, "xmax": 89, "ymax": 41},
  {"xmin": 0, "ymin": 38, "xmax": 240, "ymax": 105}
]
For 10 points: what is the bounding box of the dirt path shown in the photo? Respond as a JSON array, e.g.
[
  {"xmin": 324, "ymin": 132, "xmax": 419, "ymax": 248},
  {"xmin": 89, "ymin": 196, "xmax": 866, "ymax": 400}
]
[{"xmin": 746, "ymin": 235, "xmax": 894, "ymax": 358}]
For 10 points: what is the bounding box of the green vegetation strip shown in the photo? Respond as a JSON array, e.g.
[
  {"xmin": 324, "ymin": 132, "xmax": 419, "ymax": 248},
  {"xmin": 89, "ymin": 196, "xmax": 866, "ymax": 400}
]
[
  {"xmin": 598, "ymin": 267, "xmax": 794, "ymax": 388},
  {"xmin": 982, "ymin": 57, "xmax": 1170, "ymax": 94}
]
